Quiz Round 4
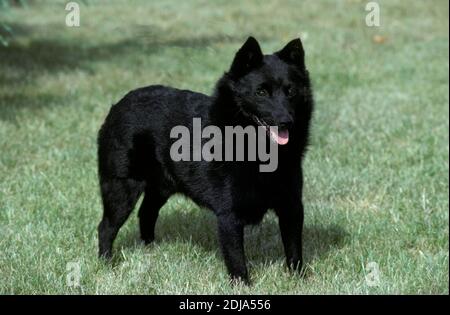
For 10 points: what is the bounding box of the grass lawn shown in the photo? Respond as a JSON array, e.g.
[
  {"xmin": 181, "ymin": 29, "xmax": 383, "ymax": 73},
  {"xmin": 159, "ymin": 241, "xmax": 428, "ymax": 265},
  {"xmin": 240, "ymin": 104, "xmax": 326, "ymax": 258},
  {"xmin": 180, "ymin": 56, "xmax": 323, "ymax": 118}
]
[{"xmin": 0, "ymin": 0, "xmax": 448, "ymax": 294}]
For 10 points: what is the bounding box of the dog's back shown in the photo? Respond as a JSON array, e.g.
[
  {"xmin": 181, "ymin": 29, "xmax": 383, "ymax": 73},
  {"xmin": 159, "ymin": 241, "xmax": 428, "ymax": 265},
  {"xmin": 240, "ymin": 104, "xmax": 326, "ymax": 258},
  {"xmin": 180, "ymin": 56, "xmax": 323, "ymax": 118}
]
[{"xmin": 98, "ymin": 85, "xmax": 210, "ymax": 181}]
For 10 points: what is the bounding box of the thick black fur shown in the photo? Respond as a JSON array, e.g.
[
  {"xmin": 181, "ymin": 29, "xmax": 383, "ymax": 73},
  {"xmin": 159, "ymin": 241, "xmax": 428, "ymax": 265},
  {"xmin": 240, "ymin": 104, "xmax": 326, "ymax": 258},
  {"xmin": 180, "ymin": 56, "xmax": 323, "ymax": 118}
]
[{"xmin": 97, "ymin": 36, "xmax": 314, "ymax": 284}]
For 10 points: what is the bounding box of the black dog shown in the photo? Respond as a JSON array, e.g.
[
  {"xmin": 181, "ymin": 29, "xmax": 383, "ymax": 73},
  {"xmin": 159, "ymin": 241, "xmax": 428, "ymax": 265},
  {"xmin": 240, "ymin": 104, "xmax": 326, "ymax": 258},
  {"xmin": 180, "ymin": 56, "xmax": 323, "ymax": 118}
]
[{"xmin": 97, "ymin": 36, "xmax": 313, "ymax": 283}]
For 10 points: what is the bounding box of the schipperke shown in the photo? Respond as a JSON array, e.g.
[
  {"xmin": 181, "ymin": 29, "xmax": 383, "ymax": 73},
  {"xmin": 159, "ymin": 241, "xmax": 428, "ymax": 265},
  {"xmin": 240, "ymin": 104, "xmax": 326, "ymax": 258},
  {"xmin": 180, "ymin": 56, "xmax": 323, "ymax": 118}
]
[{"xmin": 97, "ymin": 36, "xmax": 314, "ymax": 284}]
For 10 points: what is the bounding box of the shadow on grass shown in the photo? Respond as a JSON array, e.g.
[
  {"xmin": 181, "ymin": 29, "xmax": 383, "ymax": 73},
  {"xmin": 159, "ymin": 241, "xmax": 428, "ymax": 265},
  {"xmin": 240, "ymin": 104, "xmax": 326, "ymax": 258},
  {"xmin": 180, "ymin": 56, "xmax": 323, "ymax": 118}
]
[
  {"xmin": 0, "ymin": 33, "xmax": 243, "ymax": 75},
  {"xmin": 0, "ymin": 21, "xmax": 258, "ymax": 77},
  {"xmin": 0, "ymin": 92, "xmax": 63, "ymax": 123},
  {"xmin": 0, "ymin": 21, "xmax": 261, "ymax": 122},
  {"xmin": 116, "ymin": 204, "xmax": 349, "ymax": 268}
]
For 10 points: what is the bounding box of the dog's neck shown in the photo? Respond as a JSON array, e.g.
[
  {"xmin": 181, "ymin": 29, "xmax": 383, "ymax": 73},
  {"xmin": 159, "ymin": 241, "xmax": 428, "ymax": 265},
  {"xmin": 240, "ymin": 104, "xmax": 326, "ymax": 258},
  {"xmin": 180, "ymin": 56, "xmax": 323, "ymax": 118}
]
[{"xmin": 209, "ymin": 77, "xmax": 251, "ymax": 128}]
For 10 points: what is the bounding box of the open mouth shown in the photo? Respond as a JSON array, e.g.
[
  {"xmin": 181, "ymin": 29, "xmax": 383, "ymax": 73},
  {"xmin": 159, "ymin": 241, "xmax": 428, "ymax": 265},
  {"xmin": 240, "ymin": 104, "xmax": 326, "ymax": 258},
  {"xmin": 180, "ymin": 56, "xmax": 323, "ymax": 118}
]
[{"xmin": 251, "ymin": 116, "xmax": 290, "ymax": 145}]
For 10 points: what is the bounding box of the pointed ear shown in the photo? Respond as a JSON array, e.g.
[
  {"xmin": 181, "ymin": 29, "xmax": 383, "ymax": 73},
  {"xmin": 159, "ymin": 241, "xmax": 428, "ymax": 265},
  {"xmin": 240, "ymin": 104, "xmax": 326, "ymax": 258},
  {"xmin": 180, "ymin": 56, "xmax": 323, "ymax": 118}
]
[
  {"xmin": 276, "ymin": 38, "xmax": 305, "ymax": 68},
  {"xmin": 229, "ymin": 36, "xmax": 263, "ymax": 78}
]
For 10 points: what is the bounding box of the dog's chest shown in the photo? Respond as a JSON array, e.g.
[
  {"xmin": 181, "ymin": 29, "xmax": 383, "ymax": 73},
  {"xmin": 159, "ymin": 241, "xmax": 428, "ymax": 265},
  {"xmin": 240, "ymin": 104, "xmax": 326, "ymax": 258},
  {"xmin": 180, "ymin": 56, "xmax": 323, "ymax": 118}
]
[{"xmin": 232, "ymin": 173, "xmax": 279, "ymax": 224}]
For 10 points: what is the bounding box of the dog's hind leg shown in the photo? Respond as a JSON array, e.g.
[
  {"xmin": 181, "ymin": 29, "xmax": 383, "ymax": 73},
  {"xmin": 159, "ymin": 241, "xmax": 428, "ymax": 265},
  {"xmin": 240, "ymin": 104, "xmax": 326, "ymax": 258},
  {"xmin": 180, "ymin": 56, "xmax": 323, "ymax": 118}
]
[
  {"xmin": 138, "ymin": 189, "xmax": 167, "ymax": 245},
  {"xmin": 98, "ymin": 178, "xmax": 144, "ymax": 259}
]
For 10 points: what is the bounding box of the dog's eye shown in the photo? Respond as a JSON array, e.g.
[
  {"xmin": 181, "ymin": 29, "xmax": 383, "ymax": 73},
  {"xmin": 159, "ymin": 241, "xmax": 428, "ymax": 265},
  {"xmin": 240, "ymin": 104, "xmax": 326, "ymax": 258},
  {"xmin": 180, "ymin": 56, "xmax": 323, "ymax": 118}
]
[
  {"xmin": 287, "ymin": 87, "xmax": 296, "ymax": 97},
  {"xmin": 255, "ymin": 88, "xmax": 269, "ymax": 97}
]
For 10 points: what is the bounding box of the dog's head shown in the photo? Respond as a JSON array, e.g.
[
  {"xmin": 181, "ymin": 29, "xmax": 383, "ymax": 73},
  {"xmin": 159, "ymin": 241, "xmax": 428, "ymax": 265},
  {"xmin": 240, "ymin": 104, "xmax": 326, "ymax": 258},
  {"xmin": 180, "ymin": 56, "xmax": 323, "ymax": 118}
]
[{"xmin": 221, "ymin": 36, "xmax": 312, "ymax": 145}]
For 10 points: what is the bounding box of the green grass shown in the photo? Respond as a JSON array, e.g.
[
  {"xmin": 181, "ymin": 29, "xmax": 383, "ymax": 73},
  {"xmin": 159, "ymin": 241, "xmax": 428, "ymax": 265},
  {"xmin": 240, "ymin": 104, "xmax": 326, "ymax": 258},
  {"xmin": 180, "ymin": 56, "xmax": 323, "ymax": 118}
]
[{"xmin": 0, "ymin": 0, "xmax": 448, "ymax": 294}]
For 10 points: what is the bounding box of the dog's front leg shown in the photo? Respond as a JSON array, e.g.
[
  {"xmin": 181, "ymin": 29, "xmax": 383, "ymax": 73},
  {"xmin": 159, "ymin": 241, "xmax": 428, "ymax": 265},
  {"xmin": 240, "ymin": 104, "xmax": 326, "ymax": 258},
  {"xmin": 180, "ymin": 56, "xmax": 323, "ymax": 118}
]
[
  {"xmin": 276, "ymin": 201, "xmax": 304, "ymax": 273},
  {"xmin": 216, "ymin": 212, "xmax": 249, "ymax": 284}
]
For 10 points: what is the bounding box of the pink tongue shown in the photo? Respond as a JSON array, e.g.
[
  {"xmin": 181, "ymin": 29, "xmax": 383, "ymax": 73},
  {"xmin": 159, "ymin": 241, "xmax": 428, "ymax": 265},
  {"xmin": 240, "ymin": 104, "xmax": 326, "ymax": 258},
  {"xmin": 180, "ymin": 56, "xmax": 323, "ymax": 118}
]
[{"xmin": 269, "ymin": 127, "xmax": 289, "ymax": 145}]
